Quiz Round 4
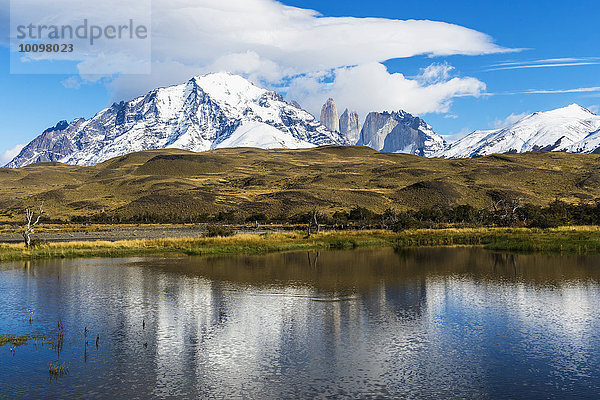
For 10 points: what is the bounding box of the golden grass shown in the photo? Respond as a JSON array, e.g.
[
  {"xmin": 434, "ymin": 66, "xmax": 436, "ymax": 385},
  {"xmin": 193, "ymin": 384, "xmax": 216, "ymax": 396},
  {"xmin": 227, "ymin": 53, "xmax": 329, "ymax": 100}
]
[
  {"xmin": 0, "ymin": 335, "xmax": 29, "ymax": 346},
  {"xmin": 2, "ymin": 147, "xmax": 600, "ymax": 222},
  {"xmin": 0, "ymin": 230, "xmax": 394, "ymax": 261},
  {"xmin": 2, "ymin": 227, "xmax": 600, "ymax": 262}
]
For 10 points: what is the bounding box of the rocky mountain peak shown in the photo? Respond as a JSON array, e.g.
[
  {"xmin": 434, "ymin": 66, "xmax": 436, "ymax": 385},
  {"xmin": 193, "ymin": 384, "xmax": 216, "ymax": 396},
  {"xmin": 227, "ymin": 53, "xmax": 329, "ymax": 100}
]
[
  {"xmin": 339, "ymin": 109, "xmax": 361, "ymax": 144},
  {"xmin": 320, "ymin": 98, "xmax": 339, "ymax": 132},
  {"xmin": 359, "ymin": 110, "xmax": 445, "ymax": 156},
  {"xmin": 42, "ymin": 120, "xmax": 69, "ymax": 134}
]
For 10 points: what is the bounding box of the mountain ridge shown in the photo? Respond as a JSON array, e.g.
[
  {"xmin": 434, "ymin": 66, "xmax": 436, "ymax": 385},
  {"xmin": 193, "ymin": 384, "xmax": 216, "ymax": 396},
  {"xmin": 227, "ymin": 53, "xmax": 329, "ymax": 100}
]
[
  {"xmin": 6, "ymin": 72, "xmax": 348, "ymax": 168},
  {"xmin": 440, "ymin": 104, "xmax": 600, "ymax": 158},
  {"xmin": 7, "ymin": 69, "xmax": 600, "ymax": 167}
]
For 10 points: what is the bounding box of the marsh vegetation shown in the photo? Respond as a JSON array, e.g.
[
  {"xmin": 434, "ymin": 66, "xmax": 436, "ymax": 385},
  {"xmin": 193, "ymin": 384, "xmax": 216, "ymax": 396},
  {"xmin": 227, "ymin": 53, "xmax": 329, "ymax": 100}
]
[{"xmin": 2, "ymin": 227, "xmax": 600, "ymax": 261}]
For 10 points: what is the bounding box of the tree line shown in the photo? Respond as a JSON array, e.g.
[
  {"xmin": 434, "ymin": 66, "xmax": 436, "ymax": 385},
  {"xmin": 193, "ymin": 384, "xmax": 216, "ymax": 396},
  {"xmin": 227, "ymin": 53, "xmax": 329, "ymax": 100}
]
[{"xmin": 66, "ymin": 199, "xmax": 600, "ymax": 230}]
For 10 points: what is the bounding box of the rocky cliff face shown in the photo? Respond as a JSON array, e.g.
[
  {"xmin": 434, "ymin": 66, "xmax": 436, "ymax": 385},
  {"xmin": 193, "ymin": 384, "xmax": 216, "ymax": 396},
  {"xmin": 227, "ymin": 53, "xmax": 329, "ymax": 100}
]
[
  {"xmin": 358, "ymin": 110, "xmax": 445, "ymax": 156},
  {"xmin": 339, "ymin": 109, "xmax": 361, "ymax": 144},
  {"xmin": 320, "ymin": 98, "xmax": 339, "ymax": 132},
  {"xmin": 7, "ymin": 73, "xmax": 349, "ymax": 167}
]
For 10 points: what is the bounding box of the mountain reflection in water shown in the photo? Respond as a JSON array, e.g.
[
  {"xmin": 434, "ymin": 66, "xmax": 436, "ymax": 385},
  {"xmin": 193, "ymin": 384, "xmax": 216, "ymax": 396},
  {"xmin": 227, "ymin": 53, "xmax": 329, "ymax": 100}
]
[{"xmin": 1, "ymin": 247, "xmax": 599, "ymax": 399}]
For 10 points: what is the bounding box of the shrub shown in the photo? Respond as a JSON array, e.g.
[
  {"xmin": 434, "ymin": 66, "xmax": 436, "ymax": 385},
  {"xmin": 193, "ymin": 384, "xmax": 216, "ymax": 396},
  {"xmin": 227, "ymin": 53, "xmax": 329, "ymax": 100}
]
[
  {"xmin": 391, "ymin": 214, "xmax": 423, "ymax": 232},
  {"xmin": 289, "ymin": 212, "xmax": 312, "ymax": 224},
  {"xmin": 349, "ymin": 206, "xmax": 376, "ymax": 222},
  {"xmin": 29, "ymin": 238, "xmax": 49, "ymax": 247},
  {"xmin": 332, "ymin": 211, "xmax": 350, "ymax": 225},
  {"xmin": 204, "ymin": 224, "xmax": 235, "ymax": 237},
  {"xmin": 528, "ymin": 214, "xmax": 560, "ymax": 229},
  {"xmin": 214, "ymin": 210, "xmax": 239, "ymax": 224},
  {"xmin": 245, "ymin": 213, "xmax": 268, "ymax": 223}
]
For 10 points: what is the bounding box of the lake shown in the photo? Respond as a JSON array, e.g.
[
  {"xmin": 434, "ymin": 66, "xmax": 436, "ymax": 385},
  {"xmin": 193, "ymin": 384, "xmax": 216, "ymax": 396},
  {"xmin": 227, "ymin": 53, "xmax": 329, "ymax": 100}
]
[{"xmin": 1, "ymin": 247, "xmax": 600, "ymax": 399}]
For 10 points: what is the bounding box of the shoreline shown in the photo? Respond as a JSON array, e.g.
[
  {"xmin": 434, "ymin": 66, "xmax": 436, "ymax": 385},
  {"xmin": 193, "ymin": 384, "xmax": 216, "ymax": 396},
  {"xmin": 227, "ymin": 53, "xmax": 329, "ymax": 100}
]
[
  {"xmin": 0, "ymin": 223, "xmax": 308, "ymax": 244},
  {"xmin": 2, "ymin": 227, "xmax": 600, "ymax": 262}
]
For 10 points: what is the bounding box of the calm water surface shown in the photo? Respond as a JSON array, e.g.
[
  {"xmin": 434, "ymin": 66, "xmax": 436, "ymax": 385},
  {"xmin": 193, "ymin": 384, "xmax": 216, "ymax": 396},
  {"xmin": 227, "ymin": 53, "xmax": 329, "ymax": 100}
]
[{"xmin": 1, "ymin": 247, "xmax": 600, "ymax": 399}]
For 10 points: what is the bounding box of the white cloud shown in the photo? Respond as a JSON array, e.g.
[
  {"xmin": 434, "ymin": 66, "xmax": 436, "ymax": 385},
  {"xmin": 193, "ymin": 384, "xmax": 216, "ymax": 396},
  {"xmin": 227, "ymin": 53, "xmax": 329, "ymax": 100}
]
[
  {"xmin": 524, "ymin": 87, "xmax": 600, "ymax": 94},
  {"xmin": 61, "ymin": 76, "xmax": 82, "ymax": 89},
  {"xmin": 441, "ymin": 128, "xmax": 473, "ymax": 143},
  {"xmin": 10, "ymin": 0, "xmax": 509, "ymax": 117},
  {"xmin": 486, "ymin": 57, "xmax": 600, "ymax": 71},
  {"xmin": 106, "ymin": 60, "xmax": 202, "ymax": 102},
  {"xmin": 10, "ymin": 0, "xmax": 151, "ymax": 75},
  {"xmin": 139, "ymin": 0, "xmax": 505, "ymax": 113},
  {"xmin": 588, "ymin": 105, "xmax": 599, "ymax": 114},
  {"xmin": 491, "ymin": 57, "xmax": 599, "ymax": 67},
  {"xmin": 418, "ymin": 63, "xmax": 455, "ymax": 84},
  {"xmin": 491, "ymin": 112, "xmax": 529, "ymax": 129},
  {"xmin": 487, "ymin": 62, "xmax": 600, "ymax": 72},
  {"xmin": 498, "ymin": 87, "xmax": 600, "ymax": 96},
  {"xmin": 0, "ymin": 144, "xmax": 25, "ymax": 166},
  {"xmin": 286, "ymin": 63, "xmax": 486, "ymax": 120},
  {"xmin": 147, "ymin": 0, "xmax": 507, "ymax": 72}
]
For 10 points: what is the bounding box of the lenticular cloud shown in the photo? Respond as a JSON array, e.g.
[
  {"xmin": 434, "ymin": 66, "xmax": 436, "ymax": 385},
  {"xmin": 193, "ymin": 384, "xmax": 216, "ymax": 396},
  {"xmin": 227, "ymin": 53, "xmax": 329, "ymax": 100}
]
[{"xmin": 15, "ymin": 0, "xmax": 510, "ymax": 115}]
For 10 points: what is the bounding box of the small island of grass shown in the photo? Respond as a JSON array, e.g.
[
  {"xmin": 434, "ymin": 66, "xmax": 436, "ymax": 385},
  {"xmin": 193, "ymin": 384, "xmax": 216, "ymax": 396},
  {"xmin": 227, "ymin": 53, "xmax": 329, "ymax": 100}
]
[{"xmin": 0, "ymin": 335, "xmax": 30, "ymax": 347}]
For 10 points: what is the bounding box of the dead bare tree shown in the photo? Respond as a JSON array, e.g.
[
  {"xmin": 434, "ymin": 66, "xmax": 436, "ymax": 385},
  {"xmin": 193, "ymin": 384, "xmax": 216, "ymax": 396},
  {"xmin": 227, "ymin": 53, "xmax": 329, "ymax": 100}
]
[
  {"xmin": 305, "ymin": 208, "xmax": 321, "ymax": 238},
  {"xmin": 491, "ymin": 197, "xmax": 522, "ymax": 226},
  {"xmin": 22, "ymin": 203, "xmax": 44, "ymax": 247},
  {"xmin": 312, "ymin": 208, "xmax": 320, "ymax": 234},
  {"xmin": 382, "ymin": 208, "xmax": 399, "ymax": 230}
]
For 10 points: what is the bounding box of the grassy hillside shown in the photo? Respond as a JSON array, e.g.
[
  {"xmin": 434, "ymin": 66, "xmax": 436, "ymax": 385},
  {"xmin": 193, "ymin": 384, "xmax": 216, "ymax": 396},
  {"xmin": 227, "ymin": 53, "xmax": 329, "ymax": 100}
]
[{"xmin": 1, "ymin": 146, "xmax": 599, "ymax": 223}]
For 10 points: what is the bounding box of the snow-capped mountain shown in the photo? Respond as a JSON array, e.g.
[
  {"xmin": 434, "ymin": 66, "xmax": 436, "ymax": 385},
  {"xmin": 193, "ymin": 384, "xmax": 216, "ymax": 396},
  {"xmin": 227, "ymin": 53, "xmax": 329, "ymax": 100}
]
[
  {"xmin": 564, "ymin": 126, "xmax": 600, "ymax": 154},
  {"xmin": 440, "ymin": 104, "xmax": 600, "ymax": 158},
  {"xmin": 358, "ymin": 110, "xmax": 445, "ymax": 156},
  {"xmin": 6, "ymin": 72, "xmax": 348, "ymax": 167}
]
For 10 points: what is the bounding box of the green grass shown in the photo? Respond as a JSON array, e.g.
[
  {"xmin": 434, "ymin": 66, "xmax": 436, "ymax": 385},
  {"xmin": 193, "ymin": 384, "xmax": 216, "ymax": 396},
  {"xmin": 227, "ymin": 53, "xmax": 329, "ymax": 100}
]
[
  {"xmin": 394, "ymin": 226, "xmax": 600, "ymax": 253},
  {"xmin": 2, "ymin": 227, "xmax": 600, "ymax": 261}
]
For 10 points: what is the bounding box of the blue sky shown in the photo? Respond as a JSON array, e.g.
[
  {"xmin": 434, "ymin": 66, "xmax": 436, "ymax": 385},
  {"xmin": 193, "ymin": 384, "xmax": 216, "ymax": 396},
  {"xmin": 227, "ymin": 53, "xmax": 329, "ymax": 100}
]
[
  {"xmin": 1, "ymin": 0, "xmax": 599, "ymax": 162},
  {"xmin": 281, "ymin": 0, "xmax": 600, "ymax": 136}
]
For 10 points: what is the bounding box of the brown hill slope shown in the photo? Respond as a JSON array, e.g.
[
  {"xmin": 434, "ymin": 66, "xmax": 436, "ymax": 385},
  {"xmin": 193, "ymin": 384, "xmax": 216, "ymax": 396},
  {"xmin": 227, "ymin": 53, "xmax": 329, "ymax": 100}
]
[{"xmin": 1, "ymin": 146, "xmax": 599, "ymax": 222}]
